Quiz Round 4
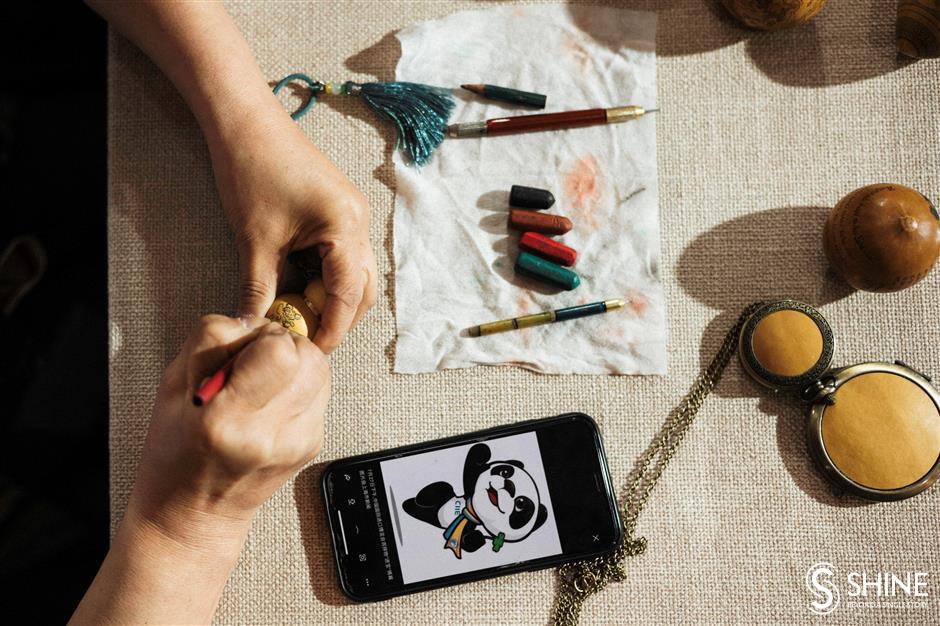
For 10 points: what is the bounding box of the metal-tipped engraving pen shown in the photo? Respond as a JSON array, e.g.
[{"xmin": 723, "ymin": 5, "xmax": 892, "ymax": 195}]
[
  {"xmin": 447, "ymin": 105, "xmax": 657, "ymax": 138},
  {"xmin": 466, "ymin": 298, "xmax": 625, "ymax": 337}
]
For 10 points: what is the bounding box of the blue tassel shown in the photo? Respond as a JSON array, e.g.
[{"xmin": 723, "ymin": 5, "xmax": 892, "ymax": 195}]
[
  {"xmin": 357, "ymin": 82, "xmax": 454, "ymax": 167},
  {"xmin": 272, "ymin": 74, "xmax": 455, "ymax": 167}
]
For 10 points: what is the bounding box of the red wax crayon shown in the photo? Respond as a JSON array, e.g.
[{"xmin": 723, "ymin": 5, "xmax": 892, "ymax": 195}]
[
  {"xmin": 519, "ymin": 232, "xmax": 577, "ymax": 266},
  {"xmin": 508, "ymin": 209, "xmax": 572, "ymax": 235}
]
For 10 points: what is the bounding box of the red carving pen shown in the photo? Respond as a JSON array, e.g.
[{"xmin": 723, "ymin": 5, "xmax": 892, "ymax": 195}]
[
  {"xmin": 193, "ymin": 358, "xmax": 235, "ymax": 406},
  {"xmin": 447, "ymin": 105, "xmax": 657, "ymax": 137}
]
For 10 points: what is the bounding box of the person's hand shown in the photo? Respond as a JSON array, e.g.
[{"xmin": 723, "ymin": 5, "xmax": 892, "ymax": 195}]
[
  {"xmin": 208, "ymin": 109, "xmax": 378, "ymax": 354},
  {"xmin": 75, "ymin": 5, "xmax": 346, "ymax": 623},
  {"xmin": 129, "ymin": 314, "xmax": 330, "ymax": 548}
]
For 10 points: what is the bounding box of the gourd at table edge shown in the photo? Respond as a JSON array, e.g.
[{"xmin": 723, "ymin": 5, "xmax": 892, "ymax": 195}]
[
  {"xmin": 897, "ymin": 0, "xmax": 940, "ymax": 59},
  {"xmin": 721, "ymin": 0, "xmax": 828, "ymax": 30}
]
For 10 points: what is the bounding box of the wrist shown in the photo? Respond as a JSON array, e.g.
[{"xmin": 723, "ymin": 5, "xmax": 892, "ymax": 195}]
[
  {"xmin": 198, "ymin": 80, "xmax": 291, "ymax": 154},
  {"xmin": 75, "ymin": 493, "xmax": 250, "ymax": 625},
  {"xmin": 123, "ymin": 491, "xmax": 252, "ymax": 562}
]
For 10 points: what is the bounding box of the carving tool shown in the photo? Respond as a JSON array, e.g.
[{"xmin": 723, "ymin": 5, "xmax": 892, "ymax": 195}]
[{"xmin": 447, "ymin": 105, "xmax": 657, "ymax": 138}]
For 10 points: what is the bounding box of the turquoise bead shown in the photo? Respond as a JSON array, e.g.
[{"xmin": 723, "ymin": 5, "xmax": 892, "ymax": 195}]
[{"xmin": 515, "ymin": 252, "xmax": 580, "ymax": 290}]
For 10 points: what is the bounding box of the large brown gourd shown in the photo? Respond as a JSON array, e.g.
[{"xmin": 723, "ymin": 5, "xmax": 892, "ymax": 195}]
[
  {"xmin": 823, "ymin": 184, "xmax": 940, "ymax": 292},
  {"xmin": 721, "ymin": 0, "xmax": 828, "ymax": 30},
  {"xmin": 897, "ymin": 0, "xmax": 940, "ymax": 58}
]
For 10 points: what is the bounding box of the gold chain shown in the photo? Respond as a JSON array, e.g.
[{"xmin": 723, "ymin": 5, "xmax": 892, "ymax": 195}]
[{"xmin": 551, "ymin": 302, "xmax": 765, "ymax": 625}]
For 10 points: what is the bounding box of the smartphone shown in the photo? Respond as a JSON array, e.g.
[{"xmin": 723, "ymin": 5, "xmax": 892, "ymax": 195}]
[{"xmin": 321, "ymin": 413, "xmax": 622, "ymax": 601}]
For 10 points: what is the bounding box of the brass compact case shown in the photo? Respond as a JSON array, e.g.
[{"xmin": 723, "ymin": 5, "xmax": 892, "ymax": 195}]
[{"xmin": 739, "ymin": 300, "xmax": 940, "ymax": 501}]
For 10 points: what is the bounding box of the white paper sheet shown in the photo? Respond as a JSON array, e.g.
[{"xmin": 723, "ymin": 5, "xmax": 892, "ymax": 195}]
[{"xmin": 393, "ymin": 4, "xmax": 665, "ymax": 375}]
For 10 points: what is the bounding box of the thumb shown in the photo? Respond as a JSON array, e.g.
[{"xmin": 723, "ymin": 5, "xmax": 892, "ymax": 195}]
[
  {"xmin": 236, "ymin": 243, "xmax": 281, "ymax": 318},
  {"xmin": 313, "ymin": 246, "xmax": 365, "ymax": 354}
]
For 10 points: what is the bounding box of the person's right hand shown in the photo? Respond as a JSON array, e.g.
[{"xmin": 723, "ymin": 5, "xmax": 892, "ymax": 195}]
[{"xmin": 128, "ymin": 314, "xmax": 331, "ymax": 548}]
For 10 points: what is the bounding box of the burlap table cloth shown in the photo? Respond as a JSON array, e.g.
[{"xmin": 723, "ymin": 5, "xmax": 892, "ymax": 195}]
[{"xmin": 108, "ymin": 1, "xmax": 940, "ymax": 624}]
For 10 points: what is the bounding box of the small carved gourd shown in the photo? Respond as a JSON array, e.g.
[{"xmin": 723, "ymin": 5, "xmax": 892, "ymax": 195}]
[
  {"xmin": 721, "ymin": 0, "xmax": 828, "ymax": 30},
  {"xmin": 897, "ymin": 0, "xmax": 940, "ymax": 58},
  {"xmin": 265, "ymin": 278, "xmax": 326, "ymax": 338},
  {"xmin": 823, "ymin": 184, "xmax": 940, "ymax": 292}
]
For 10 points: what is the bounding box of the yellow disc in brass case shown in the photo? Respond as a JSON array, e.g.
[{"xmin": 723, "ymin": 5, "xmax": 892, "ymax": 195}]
[
  {"xmin": 751, "ymin": 310, "xmax": 824, "ymax": 377},
  {"xmin": 807, "ymin": 362, "xmax": 940, "ymax": 500},
  {"xmin": 739, "ymin": 300, "xmax": 834, "ymax": 391},
  {"xmin": 821, "ymin": 373, "xmax": 940, "ymax": 490}
]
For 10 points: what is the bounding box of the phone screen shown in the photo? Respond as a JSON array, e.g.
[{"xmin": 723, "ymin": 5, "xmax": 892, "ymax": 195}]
[{"xmin": 322, "ymin": 414, "xmax": 621, "ymax": 600}]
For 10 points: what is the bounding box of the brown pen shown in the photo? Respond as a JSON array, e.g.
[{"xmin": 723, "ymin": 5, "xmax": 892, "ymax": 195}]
[{"xmin": 447, "ymin": 105, "xmax": 657, "ymax": 138}]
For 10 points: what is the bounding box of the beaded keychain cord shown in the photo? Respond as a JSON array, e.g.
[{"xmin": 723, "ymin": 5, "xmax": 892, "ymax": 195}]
[{"xmin": 272, "ymin": 72, "xmax": 455, "ymax": 166}]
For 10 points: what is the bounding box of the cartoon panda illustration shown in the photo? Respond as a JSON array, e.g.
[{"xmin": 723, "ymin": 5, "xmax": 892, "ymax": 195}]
[{"xmin": 402, "ymin": 442, "xmax": 548, "ymax": 558}]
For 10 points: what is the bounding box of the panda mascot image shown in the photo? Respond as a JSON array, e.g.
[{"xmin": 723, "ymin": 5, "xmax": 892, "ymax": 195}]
[{"xmin": 403, "ymin": 443, "xmax": 548, "ymax": 558}]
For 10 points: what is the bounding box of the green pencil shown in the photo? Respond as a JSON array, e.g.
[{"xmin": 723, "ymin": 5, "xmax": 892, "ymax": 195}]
[{"xmin": 460, "ymin": 83, "xmax": 547, "ymax": 109}]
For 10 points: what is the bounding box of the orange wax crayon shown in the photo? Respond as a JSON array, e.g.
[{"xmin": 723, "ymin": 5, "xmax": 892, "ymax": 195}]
[{"xmin": 508, "ymin": 209, "xmax": 572, "ymax": 235}]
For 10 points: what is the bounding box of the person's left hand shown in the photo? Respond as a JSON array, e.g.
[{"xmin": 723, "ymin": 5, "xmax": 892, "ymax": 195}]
[{"xmin": 207, "ymin": 107, "xmax": 378, "ymax": 354}]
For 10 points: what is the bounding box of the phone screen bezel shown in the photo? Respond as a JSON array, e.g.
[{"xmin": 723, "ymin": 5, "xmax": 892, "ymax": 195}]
[{"xmin": 321, "ymin": 412, "xmax": 622, "ymax": 601}]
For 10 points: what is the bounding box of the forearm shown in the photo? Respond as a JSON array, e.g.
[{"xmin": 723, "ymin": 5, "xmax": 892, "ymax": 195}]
[
  {"xmin": 70, "ymin": 497, "xmax": 249, "ymax": 625},
  {"xmin": 86, "ymin": 0, "xmax": 286, "ymax": 146}
]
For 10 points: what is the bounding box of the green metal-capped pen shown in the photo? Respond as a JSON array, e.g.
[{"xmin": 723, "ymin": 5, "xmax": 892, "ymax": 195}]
[
  {"xmin": 467, "ymin": 298, "xmax": 625, "ymax": 337},
  {"xmin": 460, "ymin": 83, "xmax": 547, "ymax": 109}
]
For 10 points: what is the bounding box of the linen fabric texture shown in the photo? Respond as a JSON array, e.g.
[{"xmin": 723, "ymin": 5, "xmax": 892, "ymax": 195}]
[{"xmin": 108, "ymin": 1, "xmax": 940, "ymax": 624}]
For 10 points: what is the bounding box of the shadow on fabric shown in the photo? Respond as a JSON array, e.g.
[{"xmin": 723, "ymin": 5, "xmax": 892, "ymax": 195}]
[
  {"xmin": 343, "ymin": 28, "xmax": 401, "ymax": 195},
  {"xmin": 744, "ymin": 0, "xmax": 915, "ymax": 88},
  {"xmin": 344, "ymin": 29, "xmax": 403, "ymax": 373},
  {"xmin": 564, "ymin": 0, "xmax": 908, "ymax": 87},
  {"xmin": 676, "ymin": 205, "xmax": 853, "ymax": 386},
  {"xmin": 676, "ymin": 205, "xmax": 872, "ymax": 507},
  {"xmin": 566, "ymin": 0, "xmax": 749, "ymax": 56}
]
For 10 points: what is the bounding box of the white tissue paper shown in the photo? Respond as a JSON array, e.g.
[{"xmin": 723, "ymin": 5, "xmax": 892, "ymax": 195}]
[{"xmin": 393, "ymin": 4, "xmax": 665, "ymax": 375}]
